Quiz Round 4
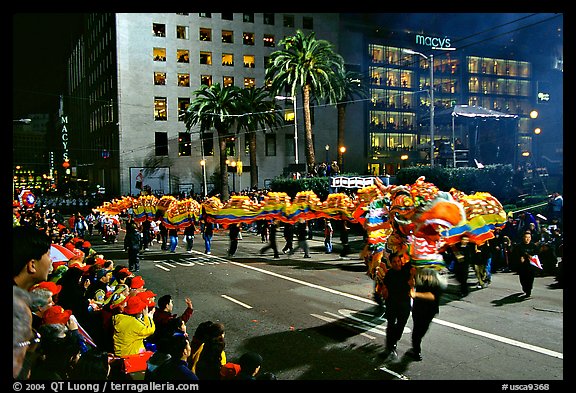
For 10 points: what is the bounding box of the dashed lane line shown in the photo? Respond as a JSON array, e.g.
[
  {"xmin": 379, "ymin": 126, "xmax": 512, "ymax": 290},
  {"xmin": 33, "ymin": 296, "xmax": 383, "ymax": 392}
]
[{"xmin": 221, "ymin": 294, "xmax": 253, "ymax": 309}]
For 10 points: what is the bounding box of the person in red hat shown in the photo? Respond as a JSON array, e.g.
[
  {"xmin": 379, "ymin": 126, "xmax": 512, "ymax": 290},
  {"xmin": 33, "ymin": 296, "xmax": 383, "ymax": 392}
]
[
  {"xmin": 30, "ymin": 281, "xmax": 62, "ymax": 296},
  {"xmin": 110, "ymin": 266, "xmax": 132, "ymax": 290},
  {"xmin": 112, "ymin": 296, "xmax": 156, "ymax": 357},
  {"xmin": 29, "ymin": 281, "xmax": 62, "ymax": 329},
  {"xmin": 42, "ymin": 305, "xmax": 73, "ymax": 325},
  {"xmin": 31, "ymin": 306, "xmax": 86, "ymax": 380},
  {"xmin": 137, "ymin": 290, "xmax": 157, "ymax": 311},
  {"xmin": 128, "ymin": 275, "xmax": 146, "ymax": 296}
]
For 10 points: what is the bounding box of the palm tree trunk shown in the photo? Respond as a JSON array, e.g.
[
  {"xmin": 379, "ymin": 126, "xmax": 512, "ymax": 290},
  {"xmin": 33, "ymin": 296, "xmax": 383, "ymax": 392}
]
[
  {"xmin": 248, "ymin": 131, "xmax": 258, "ymax": 189},
  {"xmin": 337, "ymin": 103, "xmax": 346, "ymax": 169},
  {"xmin": 218, "ymin": 132, "xmax": 230, "ymax": 201},
  {"xmin": 302, "ymin": 85, "xmax": 316, "ymax": 173}
]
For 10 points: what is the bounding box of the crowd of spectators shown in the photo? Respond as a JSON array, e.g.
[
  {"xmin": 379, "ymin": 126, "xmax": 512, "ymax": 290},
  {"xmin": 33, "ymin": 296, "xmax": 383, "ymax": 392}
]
[
  {"xmin": 12, "ymin": 188, "xmax": 562, "ymax": 381},
  {"xmin": 13, "ymin": 198, "xmax": 275, "ymax": 381}
]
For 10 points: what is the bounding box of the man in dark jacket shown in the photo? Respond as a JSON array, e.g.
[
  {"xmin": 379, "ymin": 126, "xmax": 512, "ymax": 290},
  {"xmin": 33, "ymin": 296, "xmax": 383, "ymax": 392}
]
[
  {"xmin": 151, "ymin": 294, "xmax": 194, "ymax": 344},
  {"xmin": 123, "ymin": 220, "xmax": 142, "ymax": 272}
]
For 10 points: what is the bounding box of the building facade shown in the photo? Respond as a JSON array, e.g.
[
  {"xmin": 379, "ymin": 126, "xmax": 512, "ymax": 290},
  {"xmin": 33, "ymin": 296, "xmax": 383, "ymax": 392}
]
[
  {"xmin": 338, "ymin": 22, "xmax": 541, "ymax": 177},
  {"xmin": 67, "ymin": 13, "xmax": 341, "ymax": 197},
  {"xmin": 62, "ymin": 13, "xmax": 562, "ymax": 197}
]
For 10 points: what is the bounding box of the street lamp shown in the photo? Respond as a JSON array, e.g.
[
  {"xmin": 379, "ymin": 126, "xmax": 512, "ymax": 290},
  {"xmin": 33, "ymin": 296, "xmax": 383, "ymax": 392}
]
[
  {"xmin": 275, "ymin": 95, "xmax": 298, "ymax": 165},
  {"xmin": 230, "ymin": 160, "xmax": 237, "ymax": 193},
  {"xmin": 325, "ymin": 144, "xmax": 330, "ymax": 164},
  {"xmin": 401, "ymin": 154, "xmax": 409, "ymax": 169},
  {"xmin": 404, "ymin": 49, "xmax": 434, "ymax": 167},
  {"xmin": 339, "ymin": 146, "xmax": 346, "ymax": 172},
  {"xmin": 200, "ymin": 159, "xmax": 207, "ymax": 197}
]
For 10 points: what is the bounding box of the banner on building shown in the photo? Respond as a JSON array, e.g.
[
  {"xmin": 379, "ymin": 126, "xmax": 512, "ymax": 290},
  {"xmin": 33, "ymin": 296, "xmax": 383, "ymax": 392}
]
[{"xmin": 130, "ymin": 167, "xmax": 170, "ymax": 196}]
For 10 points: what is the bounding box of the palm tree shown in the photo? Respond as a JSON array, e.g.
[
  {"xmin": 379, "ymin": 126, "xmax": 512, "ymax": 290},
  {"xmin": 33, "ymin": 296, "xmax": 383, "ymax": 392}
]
[
  {"xmin": 265, "ymin": 30, "xmax": 345, "ymax": 173},
  {"xmin": 235, "ymin": 86, "xmax": 285, "ymax": 189},
  {"xmin": 184, "ymin": 83, "xmax": 240, "ymax": 202},
  {"xmin": 334, "ymin": 69, "xmax": 369, "ymax": 170}
]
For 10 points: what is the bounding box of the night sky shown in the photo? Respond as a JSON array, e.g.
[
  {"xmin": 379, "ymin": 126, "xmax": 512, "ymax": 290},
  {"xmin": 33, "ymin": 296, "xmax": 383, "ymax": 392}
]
[
  {"xmin": 12, "ymin": 13, "xmax": 84, "ymax": 119},
  {"xmin": 12, "ymin": 12, "xmax": 563, "ymax": 119}
]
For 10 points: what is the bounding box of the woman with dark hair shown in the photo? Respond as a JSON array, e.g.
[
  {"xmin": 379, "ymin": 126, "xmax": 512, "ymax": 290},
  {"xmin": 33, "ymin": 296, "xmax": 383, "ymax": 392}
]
[
  {"xmin": 56, "ymin": 266, "xmax": 91, "ymax": 328},
  {"xmin": 69, "ymin": 348, "xmax": 110, "ymax": 380},
  {"xmin": 194, "ymin": 322, "xmax": 227, "ymax": 380},
  {"xmin": 188, "ymin": 321, "xmax": 215, "ymax": 371}
]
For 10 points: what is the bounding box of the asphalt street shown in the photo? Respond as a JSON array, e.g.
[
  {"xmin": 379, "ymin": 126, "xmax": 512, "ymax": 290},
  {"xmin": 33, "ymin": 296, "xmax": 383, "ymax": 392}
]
[{"xmin": 88, "ymin": 225, "xmax": 564, "ymax": 384}]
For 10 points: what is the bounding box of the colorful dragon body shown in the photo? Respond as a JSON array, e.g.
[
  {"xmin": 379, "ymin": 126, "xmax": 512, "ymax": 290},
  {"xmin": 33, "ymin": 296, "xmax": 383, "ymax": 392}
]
[{"xmin": 94, "ymin": 176, "xmax": 507, "ymax": 292}]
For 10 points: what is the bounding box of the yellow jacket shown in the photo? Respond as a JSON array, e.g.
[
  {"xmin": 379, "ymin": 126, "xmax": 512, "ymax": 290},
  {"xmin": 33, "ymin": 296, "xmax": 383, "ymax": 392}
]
[{"xmin": 113, "ymin": 313, "xmax": 155, "ymax": 357}]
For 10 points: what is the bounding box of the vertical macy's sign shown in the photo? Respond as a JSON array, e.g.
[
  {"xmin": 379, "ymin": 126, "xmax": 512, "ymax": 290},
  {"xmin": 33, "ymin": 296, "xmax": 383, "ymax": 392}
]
[{"xmin": 61, "ymin": 115, "xmax": 69, "ymax": 162}]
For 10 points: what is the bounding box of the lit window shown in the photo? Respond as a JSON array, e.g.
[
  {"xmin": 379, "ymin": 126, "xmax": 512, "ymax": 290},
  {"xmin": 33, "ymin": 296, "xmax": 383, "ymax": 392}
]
[
  {"xmin": 154, "ymin": 72, "xmax": 166, "ymax": 85},
  {"xmin": 153, "ymin": 23, "xmax": 166, "ymax": 37},
  {"xmin": 222, "ymin": 53, "xmax": 234, "ymax": 67},
  {"xmin": 244, "ymin": 78, "xmax": 256, "ymax": 89},
  {"xmin": 177, "ymin": 49, "xmax": 190, "ymax": 63},
  {"xmin": 243, "ymin": 32, "xmax": 255, "ymax": 45},
  {"xmin": 223, "ymin": 76, "xmax": 234, "ymax": 87},
  {"xmin": 201, "ymin": 75, "xmax": 213, "ymax": 86},
  {"xmin": 200, "ymin": 51, "xmax": 212, "ymax": 65},
  {"xmin": 199, "ymin": 27, "xmax": 212, "ymax": 41},
  {"xmin": 176, "ymin": 25, "xmax": 188, "ymax": 39},
  {"xmin": 178, "ymin": 132, "xmax": 191, "ymax": 156},
  {"xmin": 153, "ymin": 47, "xmax": 166, "ymax": 61},
  {"xmin": 178, "ymin": 73, "xmax": 190, "ymax": 87},
  {"xmin": 263, "ymin": 34, "xmax": 275, "ymax": 47},
  {"xmin": 243, "ymin": 55, "xmax": 255, "ymax": 68},
  {"xmin": 199, "ymin": 13, "xmax": 211, "ymax": 18},
  {"xmin": 154, "ymin": 97, "xmax": 167, "ymax": 121},
  {"xmin": 178, "ymin": 97, "xmax": 190, "ymax": 121},
  {"xmin": 222, "ymin": 30, "xmax": 233, "ymax": 44}
]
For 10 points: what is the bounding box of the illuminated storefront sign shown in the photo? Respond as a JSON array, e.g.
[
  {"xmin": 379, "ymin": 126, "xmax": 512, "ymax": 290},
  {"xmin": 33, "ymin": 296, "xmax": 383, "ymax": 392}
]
[
  {"xmin": 415, "ymin": 34, "xmax": 451, "ymax": 49},
  {"xmin": 61, "ymin": 115, "xmax": 69, "ymax": 162}
]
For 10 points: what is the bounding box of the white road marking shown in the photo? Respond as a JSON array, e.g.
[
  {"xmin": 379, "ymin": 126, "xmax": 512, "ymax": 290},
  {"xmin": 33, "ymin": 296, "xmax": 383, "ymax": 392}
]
[
  {"xmin": 378, "ymin": 365, "xmax": 410, "ymax": 380},
  {"xmin": 221, "ymin": 294, "xmax": 253, "ymax": 309},
  {"xmin": 154, "ymin": 264, "xmax": 170, "ymax": 271},
  {"xmin": 227, "ymin": 260, "xmax": 563, "ymax": 359},
  {"xmin": 176, "ymin": 261, "xmax": 196, "ymax": 266},
  {"xmin": 432, "ymin": 318, "xmax": 563, "ymax": 359},
  {"xmin": 336, "ymin": 309, "xmax": 411, "ymax": 334}
]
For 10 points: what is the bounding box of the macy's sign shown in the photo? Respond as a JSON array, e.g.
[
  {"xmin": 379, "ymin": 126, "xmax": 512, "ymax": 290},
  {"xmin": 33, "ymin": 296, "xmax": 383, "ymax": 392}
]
[{"xmin": 415, "ymin": 34, "xmax": 451, "ymax": 49}]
